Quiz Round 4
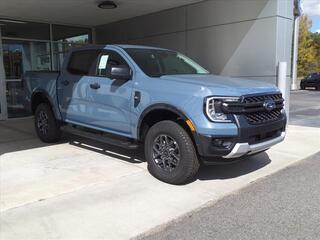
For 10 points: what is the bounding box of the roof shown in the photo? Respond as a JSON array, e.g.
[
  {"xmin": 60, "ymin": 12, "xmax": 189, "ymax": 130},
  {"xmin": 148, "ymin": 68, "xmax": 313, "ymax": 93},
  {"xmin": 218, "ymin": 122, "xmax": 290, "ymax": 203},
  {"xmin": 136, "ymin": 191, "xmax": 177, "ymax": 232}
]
[
  {"xmin": 114, "ymin": 44, "xmax": 167, "ymax": 50},
  {"xmin": 69, "ymin": 44, "xmax": 168, "ymax": 52}
]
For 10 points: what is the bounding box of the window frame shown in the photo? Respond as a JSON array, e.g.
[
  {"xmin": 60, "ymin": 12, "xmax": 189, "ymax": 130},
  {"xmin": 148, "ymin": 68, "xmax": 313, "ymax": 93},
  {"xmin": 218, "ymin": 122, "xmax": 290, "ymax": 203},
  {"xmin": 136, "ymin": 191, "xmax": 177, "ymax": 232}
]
[{"xmin": 94, "ymin": 50, "xmax": 131, "ymax": 78}]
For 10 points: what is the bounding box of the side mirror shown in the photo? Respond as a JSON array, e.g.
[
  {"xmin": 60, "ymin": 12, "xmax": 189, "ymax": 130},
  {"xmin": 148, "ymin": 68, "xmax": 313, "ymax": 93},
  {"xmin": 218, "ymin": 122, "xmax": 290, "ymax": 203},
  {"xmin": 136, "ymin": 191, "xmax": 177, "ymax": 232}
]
[{"xmin": 108, "ymin": 65, "xmax": 132, "ymax": 80}]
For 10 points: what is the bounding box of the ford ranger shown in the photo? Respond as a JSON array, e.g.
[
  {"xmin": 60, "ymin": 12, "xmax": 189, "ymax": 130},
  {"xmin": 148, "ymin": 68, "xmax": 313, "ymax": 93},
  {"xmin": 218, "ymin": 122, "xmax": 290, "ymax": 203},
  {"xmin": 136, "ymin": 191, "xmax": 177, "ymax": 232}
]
[{"xmin": 24, "ymin": 45, "xmax": 286, "ymax": 184}]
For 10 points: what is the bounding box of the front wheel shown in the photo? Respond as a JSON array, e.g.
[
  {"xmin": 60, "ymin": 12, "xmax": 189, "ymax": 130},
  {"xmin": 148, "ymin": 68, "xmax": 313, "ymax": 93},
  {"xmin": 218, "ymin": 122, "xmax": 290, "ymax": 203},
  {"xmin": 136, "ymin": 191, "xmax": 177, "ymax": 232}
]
[
  {"xmin": 144, "ymin": 120, "xmax": 199, "ymax": 185},
  {"xmin": 35, "ymin": 103, "xmax": 61, "ymax": 143}
]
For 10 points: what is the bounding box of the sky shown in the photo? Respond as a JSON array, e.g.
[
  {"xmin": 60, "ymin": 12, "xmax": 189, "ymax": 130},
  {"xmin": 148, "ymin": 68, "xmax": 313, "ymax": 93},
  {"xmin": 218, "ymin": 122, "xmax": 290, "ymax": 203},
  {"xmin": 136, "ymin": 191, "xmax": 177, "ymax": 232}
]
[{"xmin": 302, "ymin": 0, "xmax": 320, "ymax": 33}]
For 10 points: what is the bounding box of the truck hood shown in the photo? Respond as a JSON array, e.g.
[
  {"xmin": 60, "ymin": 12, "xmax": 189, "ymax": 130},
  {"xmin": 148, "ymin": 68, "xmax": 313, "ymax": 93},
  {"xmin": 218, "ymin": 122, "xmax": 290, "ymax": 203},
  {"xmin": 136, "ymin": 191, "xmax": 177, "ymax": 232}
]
[{"xmin": 160, "ymin": 74, "xmax": 279, "ymax": 96}]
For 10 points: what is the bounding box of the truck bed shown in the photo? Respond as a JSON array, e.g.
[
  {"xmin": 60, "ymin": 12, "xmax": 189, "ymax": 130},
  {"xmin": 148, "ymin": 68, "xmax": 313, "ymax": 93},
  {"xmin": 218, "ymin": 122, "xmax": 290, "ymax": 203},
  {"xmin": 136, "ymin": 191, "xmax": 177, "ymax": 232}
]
[{"xmin": 24, "ymin": 71, "xmax": 60, "ymax": 117}]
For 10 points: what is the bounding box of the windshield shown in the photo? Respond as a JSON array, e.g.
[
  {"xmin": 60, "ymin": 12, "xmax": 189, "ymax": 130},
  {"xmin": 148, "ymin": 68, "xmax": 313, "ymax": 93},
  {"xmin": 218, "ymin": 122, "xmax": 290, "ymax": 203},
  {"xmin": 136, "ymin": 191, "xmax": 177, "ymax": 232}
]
[
  {"xmin": 307, "ymin": 73, "xmax": 320, "ymax": 79},
  {"xmin": 125, "ymin": 48, "xmax": 209, "ymax": 77}
]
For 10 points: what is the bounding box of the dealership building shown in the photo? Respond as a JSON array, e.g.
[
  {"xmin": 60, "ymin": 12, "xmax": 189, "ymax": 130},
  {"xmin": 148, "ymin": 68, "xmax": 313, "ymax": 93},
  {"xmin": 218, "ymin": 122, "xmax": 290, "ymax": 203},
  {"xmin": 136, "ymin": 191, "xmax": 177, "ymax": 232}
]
[{"xmin": 0, "ymin": 0, "xmax": 294, "ymax": 120}]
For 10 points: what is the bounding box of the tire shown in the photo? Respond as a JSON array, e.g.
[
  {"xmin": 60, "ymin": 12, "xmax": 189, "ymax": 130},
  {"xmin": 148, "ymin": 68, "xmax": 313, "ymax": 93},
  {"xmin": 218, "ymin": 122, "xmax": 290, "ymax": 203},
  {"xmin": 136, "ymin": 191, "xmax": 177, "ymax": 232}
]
[
  {"xmin": 34, "ymin": 103, "xmax": 61, "ymax": 143},
  {"xmin": 144, "ymin": 120, "xmax": 199, "ymax": 185},
  {"xmin": 300, "ymin": 85, "xmax": 305, "ymax": 90}
]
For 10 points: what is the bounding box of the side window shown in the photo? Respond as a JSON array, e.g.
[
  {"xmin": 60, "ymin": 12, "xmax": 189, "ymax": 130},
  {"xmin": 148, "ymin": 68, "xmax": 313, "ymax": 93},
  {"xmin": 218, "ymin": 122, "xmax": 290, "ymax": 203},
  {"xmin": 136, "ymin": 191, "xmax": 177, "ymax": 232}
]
[
  {"xmin": 67, "ymin": 50, "xmax": 100, "ymax": 75},
  {"xmin": 96, "ymin": 51, "xmax": 129, "ymax": 77}
]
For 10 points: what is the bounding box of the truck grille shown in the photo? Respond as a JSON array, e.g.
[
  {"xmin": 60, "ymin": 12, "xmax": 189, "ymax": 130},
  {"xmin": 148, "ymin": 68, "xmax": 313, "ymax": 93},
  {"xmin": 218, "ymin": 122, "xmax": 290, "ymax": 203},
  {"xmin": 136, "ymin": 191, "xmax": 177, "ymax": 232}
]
[
  {"xmin": 222, "ymin": 93, "xmax": 284, "ymax": 125},
  {"xmin": 245, "ymin": 109, "xmax": 282, "ymax": 125},
  {"xmin": 243, "ymin": 93, "xmax": 283, "ymax": 104}
]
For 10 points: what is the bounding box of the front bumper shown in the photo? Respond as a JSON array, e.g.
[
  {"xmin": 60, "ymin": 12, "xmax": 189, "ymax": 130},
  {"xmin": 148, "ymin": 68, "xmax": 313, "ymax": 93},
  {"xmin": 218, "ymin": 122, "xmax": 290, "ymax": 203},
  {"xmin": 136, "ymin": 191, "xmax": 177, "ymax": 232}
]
[
  {"xmin": 223, "ymin": 131, "xmax": 285, "ymax": 158},
  {"xmin": 195, "ymin": 114, "xmax": 286, "ymax": 163}
]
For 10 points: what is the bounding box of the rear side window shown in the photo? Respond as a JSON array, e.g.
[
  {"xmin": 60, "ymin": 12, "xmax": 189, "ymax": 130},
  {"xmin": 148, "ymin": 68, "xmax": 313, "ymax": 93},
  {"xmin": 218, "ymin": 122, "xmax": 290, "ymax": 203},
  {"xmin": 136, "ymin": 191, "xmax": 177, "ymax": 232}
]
[{"xmin": 67, "ymin": 50, "xmax": 100, "ymax": 75}]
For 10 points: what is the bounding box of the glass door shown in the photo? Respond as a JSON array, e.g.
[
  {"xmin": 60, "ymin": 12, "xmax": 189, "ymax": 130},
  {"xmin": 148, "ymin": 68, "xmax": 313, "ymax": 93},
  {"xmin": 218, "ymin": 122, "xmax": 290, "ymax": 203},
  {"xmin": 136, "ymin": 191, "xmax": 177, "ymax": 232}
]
[{"xmin": 2, "ymin": 39, "xmax": 51, "ymax": 118}]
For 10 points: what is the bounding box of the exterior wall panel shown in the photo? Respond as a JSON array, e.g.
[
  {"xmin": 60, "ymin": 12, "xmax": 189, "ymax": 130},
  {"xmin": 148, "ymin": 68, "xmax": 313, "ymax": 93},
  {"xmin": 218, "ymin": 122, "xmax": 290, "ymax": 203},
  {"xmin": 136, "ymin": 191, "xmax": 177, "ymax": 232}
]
[
  {"xmin": 186, "ymin": 0, "xmax": 275, "ymax": 29},
  {"xmin": 96, "ymin": 0, "xmax": 294, "ymax": 84},
  {"xmin": 187, "ymin": 18, "xmax": 277, "ymax": 77},
  {"xmin": 128, "ymin": 32, "xmax": 187, "ymax": 54}
]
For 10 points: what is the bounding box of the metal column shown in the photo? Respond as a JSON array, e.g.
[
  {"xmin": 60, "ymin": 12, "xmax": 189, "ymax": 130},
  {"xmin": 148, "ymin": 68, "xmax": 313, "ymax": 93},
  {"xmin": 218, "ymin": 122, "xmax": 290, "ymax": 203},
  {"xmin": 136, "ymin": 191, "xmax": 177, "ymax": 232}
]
[
  {"xmin": 291, "ymin": 17, "xmax": 300, "ymax": 90},
  {"xmin": 0, "ymin": 27, "xmax": 8, "ymax": 120}
]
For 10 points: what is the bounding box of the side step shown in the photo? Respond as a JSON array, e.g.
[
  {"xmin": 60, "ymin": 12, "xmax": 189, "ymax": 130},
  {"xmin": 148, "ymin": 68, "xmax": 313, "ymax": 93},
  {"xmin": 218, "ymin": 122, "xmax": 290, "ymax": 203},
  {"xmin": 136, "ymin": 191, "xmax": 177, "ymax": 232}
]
[{"xmin": 61, "ymin": 124, "xmax": 140, "ymax": 150}]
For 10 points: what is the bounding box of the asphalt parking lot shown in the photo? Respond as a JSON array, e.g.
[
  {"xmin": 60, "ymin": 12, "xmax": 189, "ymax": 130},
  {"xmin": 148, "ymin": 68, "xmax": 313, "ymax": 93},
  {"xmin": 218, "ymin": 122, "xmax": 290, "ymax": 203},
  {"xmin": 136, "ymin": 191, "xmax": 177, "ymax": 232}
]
[
  {"xmin": 0, "ymin": 90, "xmax": 319, "ymax": 240},
  {"xmin": 141, "ymin": 152, "xmax": 320, "ymax": 240},
  {"xmin": 289, "ymin": 90, "xmax": 320, "ymax": 128}
]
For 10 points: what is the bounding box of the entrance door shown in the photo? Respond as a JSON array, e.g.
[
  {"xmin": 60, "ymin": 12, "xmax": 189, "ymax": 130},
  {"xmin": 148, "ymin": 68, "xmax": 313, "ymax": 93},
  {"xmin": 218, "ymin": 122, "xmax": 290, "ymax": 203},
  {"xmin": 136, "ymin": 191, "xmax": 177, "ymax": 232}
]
[{"xmin": 2, "ymin": 39, "xmax": 51, "ymax": 118}]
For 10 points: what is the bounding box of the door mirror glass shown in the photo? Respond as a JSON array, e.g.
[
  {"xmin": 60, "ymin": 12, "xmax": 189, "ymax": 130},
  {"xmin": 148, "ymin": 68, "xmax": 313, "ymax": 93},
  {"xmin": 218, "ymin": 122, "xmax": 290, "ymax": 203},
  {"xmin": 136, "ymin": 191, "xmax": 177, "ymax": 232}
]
[{"xmin": 108, "ymin": 65, "xmax": 132, "ymax": 80}]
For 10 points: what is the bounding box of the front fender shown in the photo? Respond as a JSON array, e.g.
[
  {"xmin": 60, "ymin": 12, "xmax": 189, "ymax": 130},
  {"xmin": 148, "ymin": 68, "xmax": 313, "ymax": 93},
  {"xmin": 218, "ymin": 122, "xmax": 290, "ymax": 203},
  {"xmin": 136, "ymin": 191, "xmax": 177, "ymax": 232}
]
[{"xmin": 136, "ymin": 103, "xmax": 192, "ymax": 139}]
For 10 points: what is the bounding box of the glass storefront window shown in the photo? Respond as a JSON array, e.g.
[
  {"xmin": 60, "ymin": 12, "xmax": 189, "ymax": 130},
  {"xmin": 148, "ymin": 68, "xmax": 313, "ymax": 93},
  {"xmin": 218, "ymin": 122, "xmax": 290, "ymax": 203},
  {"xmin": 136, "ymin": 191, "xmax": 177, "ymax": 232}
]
[
  {"xmin": 52, "ymin": 25, "xmax": 92, "ymax": 71},
  {"xmin": 3, "ymin": 40, "xmax": 51, "ymax": 79},
  {"xmin": 2, "ymin": 39, "xmax": 51, "ymax": 118},
  {"xmin": 52, "ymin": 24, "xmax": 91, "ymax": 43},
  {"xmin": 0, "ymin": 20, "xmax": 50, "ymax": 40},
  {"xmin": 0, "ymin": 21, "xmax": 92, "ymax": 118}
]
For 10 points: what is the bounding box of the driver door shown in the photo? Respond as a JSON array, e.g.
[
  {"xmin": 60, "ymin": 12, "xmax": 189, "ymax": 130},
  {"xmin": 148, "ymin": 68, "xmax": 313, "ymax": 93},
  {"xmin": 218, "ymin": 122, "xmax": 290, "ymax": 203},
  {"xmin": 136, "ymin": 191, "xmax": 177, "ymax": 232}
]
[{"xmin": 86, "ymin": 50, "xmax": 133, "ymax": 135}]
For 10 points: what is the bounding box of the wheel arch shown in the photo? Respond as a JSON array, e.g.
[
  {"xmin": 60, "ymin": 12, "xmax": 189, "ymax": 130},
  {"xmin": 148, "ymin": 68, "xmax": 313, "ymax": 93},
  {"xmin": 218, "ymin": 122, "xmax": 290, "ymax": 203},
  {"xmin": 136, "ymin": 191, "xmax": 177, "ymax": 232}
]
[
  {"xmin": 31, "ymin": 90, "xmax": 60, "ymax": 120},
  {"xmin": 137, "ymin": 104, "xmax": 196, "ymax": 142}
]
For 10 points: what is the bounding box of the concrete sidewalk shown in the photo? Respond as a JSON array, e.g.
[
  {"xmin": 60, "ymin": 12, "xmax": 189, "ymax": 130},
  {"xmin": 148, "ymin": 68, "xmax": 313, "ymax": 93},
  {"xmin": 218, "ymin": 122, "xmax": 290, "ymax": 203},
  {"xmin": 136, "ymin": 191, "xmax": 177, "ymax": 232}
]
[{"xmin": 0, "ymin": 118, "xmax": 319, "ymax": 240}]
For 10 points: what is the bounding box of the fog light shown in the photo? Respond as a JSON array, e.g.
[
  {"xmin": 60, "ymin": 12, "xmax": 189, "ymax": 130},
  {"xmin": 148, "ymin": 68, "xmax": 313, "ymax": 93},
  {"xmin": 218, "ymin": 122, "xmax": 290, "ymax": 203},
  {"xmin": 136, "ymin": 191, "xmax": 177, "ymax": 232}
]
[
  {"xmin": 212, "ymin": 139, "xmax": 234, "ymax": 149},
  {"xmin": 98, "ymin": 1, "xmax": 117, "ymax": 9}
]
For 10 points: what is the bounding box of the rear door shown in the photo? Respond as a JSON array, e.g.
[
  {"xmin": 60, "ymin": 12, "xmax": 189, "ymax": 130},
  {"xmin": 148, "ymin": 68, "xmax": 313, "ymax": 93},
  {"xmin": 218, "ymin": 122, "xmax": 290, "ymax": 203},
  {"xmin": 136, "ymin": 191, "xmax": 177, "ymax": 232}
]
[
  {"xmin": 57, "ymin": 49, "xmax": 100, "ymax": 124},
  {"xmin": 86, "ymin": 50, "xmax": 134, "ymax": 135}
]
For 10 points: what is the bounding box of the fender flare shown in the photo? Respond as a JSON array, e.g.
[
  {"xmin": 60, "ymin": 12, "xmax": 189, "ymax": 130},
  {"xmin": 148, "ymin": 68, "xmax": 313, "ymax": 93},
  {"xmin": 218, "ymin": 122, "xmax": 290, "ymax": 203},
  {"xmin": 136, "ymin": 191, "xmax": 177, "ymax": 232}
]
[
  {"xmin": 31, "ymin": 89, "xmax": 61, "ymax": 120},
  {"xmin": 137, "ymin": 103, "xmax": 190, "ymax": 140}
]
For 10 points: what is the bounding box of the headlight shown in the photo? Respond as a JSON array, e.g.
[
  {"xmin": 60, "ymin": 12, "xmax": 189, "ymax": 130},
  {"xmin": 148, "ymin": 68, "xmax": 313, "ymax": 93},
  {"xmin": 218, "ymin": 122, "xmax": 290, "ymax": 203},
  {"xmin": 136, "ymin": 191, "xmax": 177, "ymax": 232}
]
[{"xmin": 205, "ymin": 97, "xmax": 239, "ymax": 122}]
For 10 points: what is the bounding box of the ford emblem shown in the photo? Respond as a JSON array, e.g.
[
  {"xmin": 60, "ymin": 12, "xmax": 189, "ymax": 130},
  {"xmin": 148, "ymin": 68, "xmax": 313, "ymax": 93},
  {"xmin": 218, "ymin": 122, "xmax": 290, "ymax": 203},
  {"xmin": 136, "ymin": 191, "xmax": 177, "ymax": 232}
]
[{"xmin": 263, "ymin": 99, "xmax": 276, "ymax": 112}]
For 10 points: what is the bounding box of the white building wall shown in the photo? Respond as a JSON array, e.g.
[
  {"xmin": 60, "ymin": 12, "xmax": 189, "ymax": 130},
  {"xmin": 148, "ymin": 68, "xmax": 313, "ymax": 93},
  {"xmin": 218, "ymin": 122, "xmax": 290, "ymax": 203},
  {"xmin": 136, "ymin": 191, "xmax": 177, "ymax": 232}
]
[{"xmin": 96, "ymin": 0, "xmax": 294, "ymax": 84}]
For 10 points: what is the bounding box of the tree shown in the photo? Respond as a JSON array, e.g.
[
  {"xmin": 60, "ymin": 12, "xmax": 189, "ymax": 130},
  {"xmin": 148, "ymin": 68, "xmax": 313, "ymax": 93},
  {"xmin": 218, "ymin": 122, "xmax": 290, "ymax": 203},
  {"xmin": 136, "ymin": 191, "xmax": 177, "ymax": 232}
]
[
  {"xmin": 310, "ymin": 32, "xmax": 320, "ymax": 72},
  {"xmin": 297, "ymin": 15, "xmax": 317, "ymax": 77}
]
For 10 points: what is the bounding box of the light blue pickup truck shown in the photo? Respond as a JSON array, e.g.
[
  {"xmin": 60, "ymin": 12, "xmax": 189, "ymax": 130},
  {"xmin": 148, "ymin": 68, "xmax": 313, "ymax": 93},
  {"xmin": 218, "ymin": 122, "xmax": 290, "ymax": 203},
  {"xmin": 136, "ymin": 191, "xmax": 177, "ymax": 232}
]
[{"xmin": 24, "ymin": 45, "xmax": 286, "ymax": 184}]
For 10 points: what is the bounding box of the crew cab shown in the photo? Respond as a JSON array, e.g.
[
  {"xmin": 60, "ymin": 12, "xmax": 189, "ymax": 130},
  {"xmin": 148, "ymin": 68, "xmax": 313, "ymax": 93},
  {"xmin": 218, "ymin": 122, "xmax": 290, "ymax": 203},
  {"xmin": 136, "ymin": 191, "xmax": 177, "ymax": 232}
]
[{"xmin": 24, "ymin": 45, "xmax": 286, "ymax": 184}]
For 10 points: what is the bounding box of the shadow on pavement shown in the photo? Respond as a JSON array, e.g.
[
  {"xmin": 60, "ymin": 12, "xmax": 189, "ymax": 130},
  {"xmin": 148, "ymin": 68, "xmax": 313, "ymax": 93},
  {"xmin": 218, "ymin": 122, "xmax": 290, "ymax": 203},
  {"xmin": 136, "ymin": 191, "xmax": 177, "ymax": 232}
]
[
  {"xmin": 68, "ymin": 134, "xmax": 271, "ymax": 182},
  {"xmin": 68, "ymin": 134, "xmax": 145, "ymax": 164},
  {"xmin": 197, "ymin": 152, "xmax": 271, "ymax": 180},
  {"xmin": 0, "ymin": 117, "xmax": 271, "ymax": 182}
]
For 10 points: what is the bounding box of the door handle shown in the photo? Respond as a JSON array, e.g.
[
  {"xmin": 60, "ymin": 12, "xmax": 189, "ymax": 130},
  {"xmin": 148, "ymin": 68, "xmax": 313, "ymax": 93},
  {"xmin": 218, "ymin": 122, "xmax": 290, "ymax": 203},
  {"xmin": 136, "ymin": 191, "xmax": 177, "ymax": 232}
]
[
  {"xmin": 90, "ymin": 82, "xmax": 100, "ymax": 90},
  {"xmin": 61, "ymin": 80, "xmax": 69, "ymax": 86}
]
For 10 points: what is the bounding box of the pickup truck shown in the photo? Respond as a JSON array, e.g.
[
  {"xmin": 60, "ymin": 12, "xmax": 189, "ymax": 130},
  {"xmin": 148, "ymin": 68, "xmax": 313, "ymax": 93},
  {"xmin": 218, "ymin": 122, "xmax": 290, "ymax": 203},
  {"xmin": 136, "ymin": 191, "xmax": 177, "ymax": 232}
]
[{"xmin": 24, "ymin": 45, "xmax": 286, "ymax": 184}]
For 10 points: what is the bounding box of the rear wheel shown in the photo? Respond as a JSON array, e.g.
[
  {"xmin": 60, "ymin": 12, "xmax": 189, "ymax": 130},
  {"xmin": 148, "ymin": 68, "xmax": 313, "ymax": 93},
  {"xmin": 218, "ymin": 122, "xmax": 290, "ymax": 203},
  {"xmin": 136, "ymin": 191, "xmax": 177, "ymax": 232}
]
[
  {"xmin": 144, "ymin": 120, "xmax": 199, "ymax": 185},
  {"xmin": 35, "ymin": 103, "xmax": 61, "ymax": 143}
]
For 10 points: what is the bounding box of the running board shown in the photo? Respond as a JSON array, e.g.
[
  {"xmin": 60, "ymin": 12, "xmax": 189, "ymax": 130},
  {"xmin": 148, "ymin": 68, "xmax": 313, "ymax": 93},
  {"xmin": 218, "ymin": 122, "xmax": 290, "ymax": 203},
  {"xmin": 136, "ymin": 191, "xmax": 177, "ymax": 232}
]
[{"xmin": 61, "ymin": 125, "xmax": 140, "ymax": 150}]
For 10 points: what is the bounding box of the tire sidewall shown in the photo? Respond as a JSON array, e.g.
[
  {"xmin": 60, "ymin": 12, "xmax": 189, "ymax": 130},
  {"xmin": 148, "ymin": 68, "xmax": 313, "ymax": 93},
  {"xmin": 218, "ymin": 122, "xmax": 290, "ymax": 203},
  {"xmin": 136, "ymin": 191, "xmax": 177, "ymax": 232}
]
[
  {"xmin": 35, "ymin": 103, "xmax": 61, "ymax": 143},
  {"xmin": 145, "ymin": 120, "xmax": 199, "ymax": 184}
]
